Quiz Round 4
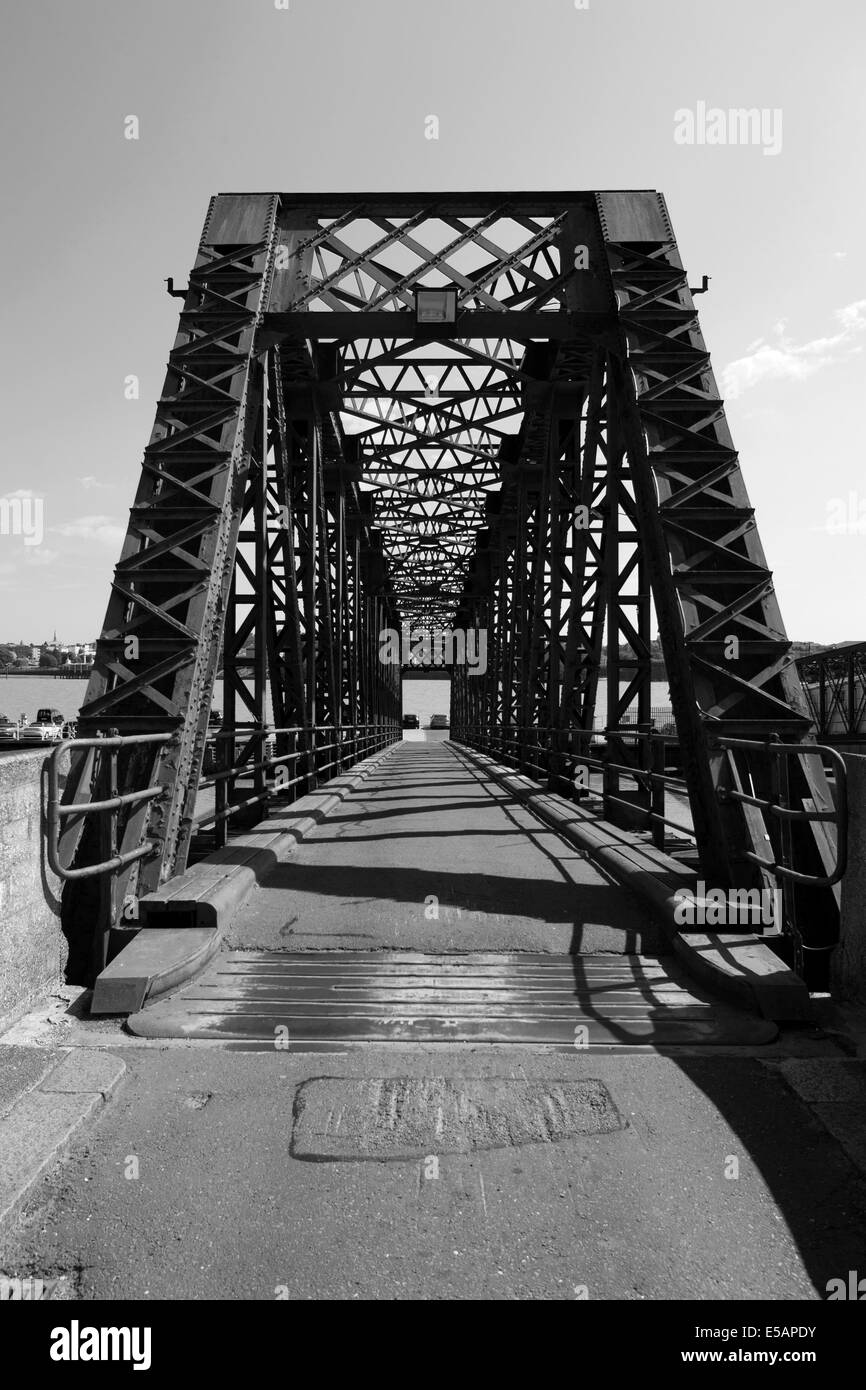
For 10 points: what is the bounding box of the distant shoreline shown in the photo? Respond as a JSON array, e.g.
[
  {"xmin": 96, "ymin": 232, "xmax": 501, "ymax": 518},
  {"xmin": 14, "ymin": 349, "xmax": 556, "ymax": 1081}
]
[{"xmin": 0, "ymin": 669, "xmax": 91, "ymax": 679}]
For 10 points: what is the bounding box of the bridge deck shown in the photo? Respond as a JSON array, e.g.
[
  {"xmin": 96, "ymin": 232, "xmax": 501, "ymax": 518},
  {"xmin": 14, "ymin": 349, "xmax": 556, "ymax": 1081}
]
[
  {"xmin": 229, "ymin": 739, "xmax": 663, "ymax": 955},
  {"xmin": 130, "ymin": 741, "xmax": 775, "ymax": 1047}
]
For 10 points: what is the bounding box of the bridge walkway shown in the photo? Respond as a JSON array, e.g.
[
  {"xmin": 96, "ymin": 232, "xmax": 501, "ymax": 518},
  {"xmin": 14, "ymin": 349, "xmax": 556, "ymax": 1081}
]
[
  {"xmin": 131, "ymin": 741, "xmax": 775, "ymax": 1047},
  {"xmin": 6, "ymin": 744, "xmax": 864, "ymax": 1303}
]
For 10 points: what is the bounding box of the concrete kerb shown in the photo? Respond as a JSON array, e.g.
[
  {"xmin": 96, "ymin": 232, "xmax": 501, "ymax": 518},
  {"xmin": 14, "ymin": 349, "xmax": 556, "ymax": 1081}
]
[
  {"xmin": 451, "ymin": 743, "xmax": 812, "ymax": 1023},
  {"xmin": 0, "ymin": 1048, "xmax": 126, "ymax": 1234},
  {"xmin": 91, "ymin": 741, "xmax": 400, "ymax": 1016},
  {"xmin": 90, "ymin": 925, "xmax": 223, "ymax": 1015}
]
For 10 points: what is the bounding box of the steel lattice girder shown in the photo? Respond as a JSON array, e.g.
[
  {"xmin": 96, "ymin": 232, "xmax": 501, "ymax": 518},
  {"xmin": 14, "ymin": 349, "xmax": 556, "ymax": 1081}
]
[
  {"xmin": 63, "ymin": 196, "xmax": 282, "ymax": 899},
  {"xmin": 64, "ymin": 191, "xmax": 839, "ymax": 971},
  {"xmin": 62, "ymin": 194, "xmax": 401, "ymax": 913},
  {"xmin": 593, "ymin": 193, "xmax": 837, "ymax": 955},
  {"xmin": 796, "ymin": 642, "xmax": 866, "ymax": 744}
]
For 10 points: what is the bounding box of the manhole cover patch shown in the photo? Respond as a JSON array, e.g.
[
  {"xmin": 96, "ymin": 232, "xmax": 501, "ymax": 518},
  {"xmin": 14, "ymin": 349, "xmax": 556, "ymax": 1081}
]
[{"xmin": 292, "ymin": 1076, "xmax": 622, "ymax": 1159}]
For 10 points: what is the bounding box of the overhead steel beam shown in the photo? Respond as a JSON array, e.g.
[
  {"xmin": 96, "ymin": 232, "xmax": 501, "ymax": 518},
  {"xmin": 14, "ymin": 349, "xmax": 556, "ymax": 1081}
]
[{"xmin": 260, "ymin": 310, "xmax": 614, "ymax": 343}]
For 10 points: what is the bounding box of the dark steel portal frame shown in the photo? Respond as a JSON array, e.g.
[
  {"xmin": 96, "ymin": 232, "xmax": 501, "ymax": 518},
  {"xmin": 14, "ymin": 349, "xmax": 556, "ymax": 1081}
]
[{"xmin": 60, "ymin": 191, "xmax": 839, "ymax": 985}]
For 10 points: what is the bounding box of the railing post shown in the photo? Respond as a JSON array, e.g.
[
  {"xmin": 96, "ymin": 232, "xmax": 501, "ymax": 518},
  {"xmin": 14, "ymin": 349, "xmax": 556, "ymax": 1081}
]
[
  {"xmin": 602, "ymin": 729, "xmax": 613, "ymax": 820},
  {"xmin": 92, "ymin": 735, "xmax": 117, "ymax": 978},
  {"xmin": 650, "ymin": 733, "xmax": 666, "ymax": 850},
  {"xmin": 307, "ymin": 726, "xmax": 318, "ymax": 793},
  {"xmin": 214, "ymin": 736, "xmax": 227, "ymax": 851},
  {"xmin": 775, "ymin": 737, "xmax": 792, "ymax": 874},
  {"xmin": 774, "ymin": 736, "xmax": 796, "ymax": 944}
]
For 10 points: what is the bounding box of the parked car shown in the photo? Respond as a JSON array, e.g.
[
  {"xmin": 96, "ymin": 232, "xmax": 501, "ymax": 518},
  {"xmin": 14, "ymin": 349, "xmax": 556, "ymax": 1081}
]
[
  {"xmin": 36, "ymin": 708, "xmax": 65, "ymax": 726},
  {"xmin": 429, "ymin": 714, "xmax": 449, "ymax": 729},
  {"xmin": 18, "ymin": 710, "xmax": 75, "ymax": 746},
  {"xmin": 0, "ymin": 714, "xmax": 21, "ymax": 746},
  {"xmin": 402, "ymin": 713, "xmax": 420, "ymax": 729}
]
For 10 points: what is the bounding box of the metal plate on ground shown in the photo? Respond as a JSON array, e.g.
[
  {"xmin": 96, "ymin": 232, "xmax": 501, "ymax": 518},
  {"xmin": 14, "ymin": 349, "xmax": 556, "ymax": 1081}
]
[
  {"xmin": 292, "ymin": 1076, "xmax": 624, "ymax": 1160},
  {"xmin": 126, "ymin": 952, "xmax": 778, "ymax": 1048}
]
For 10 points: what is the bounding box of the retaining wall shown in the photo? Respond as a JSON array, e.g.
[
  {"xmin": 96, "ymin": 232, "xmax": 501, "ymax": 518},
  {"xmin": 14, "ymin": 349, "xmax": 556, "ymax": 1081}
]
[{"xmin": 0, "ymin": 749, "xmax": 67, "ymax": 1032}]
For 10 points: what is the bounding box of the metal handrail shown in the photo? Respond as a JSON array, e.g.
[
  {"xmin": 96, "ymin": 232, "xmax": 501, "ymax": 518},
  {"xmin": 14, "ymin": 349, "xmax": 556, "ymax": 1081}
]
[
  {"xmin": 195, "ymin": 722, "xmax": 398, "ymax": 837},
  {"xmin": 45, "ymin": 722, "xmax": 400, "ymax": 883},
  {"xmin": 454, "ymin": 720, "xmax": 847, "ymax": 890},
  {"xmin": 455, "ymin": 720, "xmax": 699, "ymax": 847},
  {"xmin": 716, "ymin": 735, "xmax": 847, "ymax": 888},
  {"xmin": 46, "ymin": 733, "xmax": 171, "ymax": 881}
]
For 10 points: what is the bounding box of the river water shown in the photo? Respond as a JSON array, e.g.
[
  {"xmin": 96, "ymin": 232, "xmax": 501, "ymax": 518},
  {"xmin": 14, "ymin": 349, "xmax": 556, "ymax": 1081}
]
[
  {"xmin": 0, "ymin": 675, "xmax": 674, "ymax": 730},
  {"xmin": 0, "ymin": 676, "xmax": 90, "ymax": 723}
]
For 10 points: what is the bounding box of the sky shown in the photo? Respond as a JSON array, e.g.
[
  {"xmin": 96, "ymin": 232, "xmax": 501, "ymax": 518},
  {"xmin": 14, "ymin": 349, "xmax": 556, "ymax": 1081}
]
[{"xmin": 1, "ymin": 0, "xmax": 865, "ymax": 644}]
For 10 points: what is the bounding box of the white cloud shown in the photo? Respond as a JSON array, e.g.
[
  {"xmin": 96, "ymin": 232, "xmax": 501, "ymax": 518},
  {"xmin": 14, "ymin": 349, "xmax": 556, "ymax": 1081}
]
[
  {"xmin": 78, "ymin": 476, "xmax": 111, "ymax": 490},
  {"xmin": 51, "ymin": 515, "xmax": 126, "ymax": 547},
  {"xmin": 0, "ymin": 548, "xmax": 60, "ymax": 582},
  {"xmin": 835, "ymin": 300, "xmax": 866, "ymax": 330},
  {"xmin": 721, "ymin": 300, "xmax": 866, "ymax": 399},
  {"xmin": 22, "ymin": 548, "xmax": 59, "ymax": 566}
]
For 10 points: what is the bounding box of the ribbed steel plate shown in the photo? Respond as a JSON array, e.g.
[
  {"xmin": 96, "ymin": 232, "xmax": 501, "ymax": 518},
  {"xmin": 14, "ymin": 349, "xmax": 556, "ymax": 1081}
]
[{"xmin": 127, "ymin": 952, "xmax": 778, "ymax": 1049}]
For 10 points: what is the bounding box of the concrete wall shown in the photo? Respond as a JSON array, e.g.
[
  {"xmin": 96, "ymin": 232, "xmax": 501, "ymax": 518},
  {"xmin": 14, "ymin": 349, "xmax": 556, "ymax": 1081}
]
[
  {"xmin": 832, "ymin": 752, "xmax": 866, "ymax": 1002},
  {"xmin": 0, "ymin": 749, "xmax": 67, "ymax": 1032}
]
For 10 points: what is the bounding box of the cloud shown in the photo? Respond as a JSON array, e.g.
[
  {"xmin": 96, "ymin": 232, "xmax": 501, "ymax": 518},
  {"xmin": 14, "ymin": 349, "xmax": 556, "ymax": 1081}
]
[
  {"xmin": 22, "ymin": 548, "xmax": 59, "ymax": 566},
  {"xmin": 835, "ymin": 300, "xmax": 866, "ymax": 330},
  {"xmin": 51, "ymin": 515, "xmax": 126, "ymax": 547},
  {"xmin": 0, "ymin": 548, "xmax": 60, "ymax": 583},
  {"xmin": 78, "ymin": 476, "xmax": 111, "ymax": 490},
  {"xmin": 721, "ymin": 299, "xmax": 866, "ymax": 399}
]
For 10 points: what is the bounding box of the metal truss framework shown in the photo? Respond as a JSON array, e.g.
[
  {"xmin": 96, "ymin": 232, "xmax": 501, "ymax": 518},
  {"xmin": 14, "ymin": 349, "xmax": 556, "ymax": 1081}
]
[
  {"xmin": 61, "ymin": 191, "xmax": 839, "ymax": 983},
  {"xmin": 796, "ymin": 642, "xmax": 866, "ymax": 744}
]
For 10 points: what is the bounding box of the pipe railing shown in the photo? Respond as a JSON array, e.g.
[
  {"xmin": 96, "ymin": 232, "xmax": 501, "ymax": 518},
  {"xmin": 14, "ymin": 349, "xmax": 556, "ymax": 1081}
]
[
  {"xmin": 453, "ymin": 721, "xmax": 846, "ymax": 888},
  {"xmin": 45, "ymin": 722, "xmax": 400, "ymax": 881},
  {"xmin": 196, "ymin": 722, "xmax": 398, "ymax": 844},
  {"xmin": 455, "ymin": 720, "xmax": 692, "ymax": 842},
  {"xmin": 46, "ymin": 732, "xmax": 172, "ymax": 881},
  {"xmin": 716, "ymin": 735, "xmax": 847, "ymax": 889}
]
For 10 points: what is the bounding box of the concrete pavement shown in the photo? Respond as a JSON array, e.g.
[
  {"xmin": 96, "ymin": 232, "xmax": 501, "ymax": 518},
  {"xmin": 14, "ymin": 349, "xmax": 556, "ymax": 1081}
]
[
  {"xmin": 3, "ymin": 1046, "xmax": 866, "ymax": 1300},
  {"xmin": 3, "ymin": 737, "xmax": 866, "ymax": 1301}
]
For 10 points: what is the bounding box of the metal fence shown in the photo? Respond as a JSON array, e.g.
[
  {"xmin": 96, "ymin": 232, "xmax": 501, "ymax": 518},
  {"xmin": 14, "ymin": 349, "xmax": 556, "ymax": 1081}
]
[
  {"xmin": 46, "ymin": 721, "xmax": 400, "ymax": 883},
  {"xmin": 196, "ymin": 723, "xmax": 399, "ymax": 848},
  {"xmin": 453, "ymin": 722, "xmax": 847, "ymax": 926}
]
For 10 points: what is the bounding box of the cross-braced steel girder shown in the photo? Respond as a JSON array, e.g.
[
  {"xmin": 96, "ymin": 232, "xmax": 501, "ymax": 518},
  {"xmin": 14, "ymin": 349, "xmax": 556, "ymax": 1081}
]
[
  {"xmin": 796, "ymin": 642, "xmax": 866, "ymax": 745},
  {"xmin": 59, "ymin": 191, "xmax": 840, "ymax": 987}
]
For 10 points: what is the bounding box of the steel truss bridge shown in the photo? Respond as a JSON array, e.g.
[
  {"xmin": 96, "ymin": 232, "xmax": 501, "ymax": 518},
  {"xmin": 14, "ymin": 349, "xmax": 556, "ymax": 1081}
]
[
  {"xmin": 796, "ymin": 642, "xmax": 866, "ymax": 747},
  {"xmin": 53, "ymin": 191, "xmax": 844, "ymax": 989}
]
